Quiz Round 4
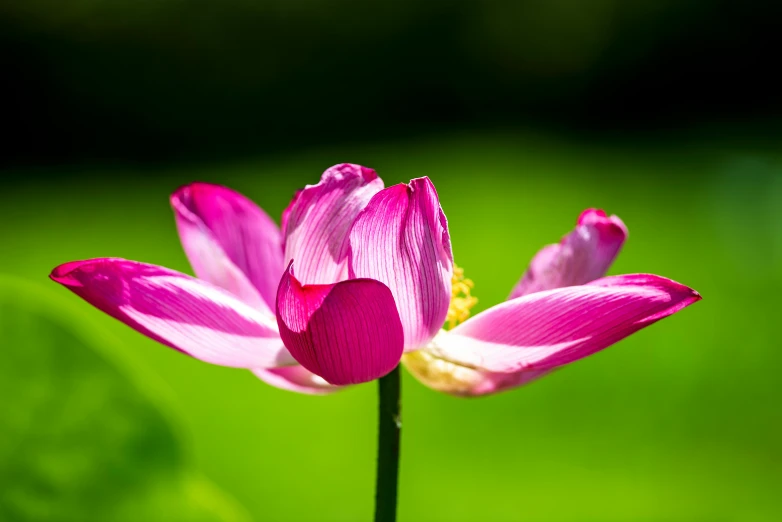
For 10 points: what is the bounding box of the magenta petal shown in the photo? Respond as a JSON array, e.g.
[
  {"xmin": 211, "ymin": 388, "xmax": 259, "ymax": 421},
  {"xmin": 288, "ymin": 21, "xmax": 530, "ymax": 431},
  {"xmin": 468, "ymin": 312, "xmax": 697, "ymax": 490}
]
[
  {"xmin": 275, "ymin": 263, "xmax": 404, "ymax": 385},
  {"xmin": 281, "ymin": 164, "xmax": 383, "ymax": 285},
  {"xmin": 349, "ymin": 177, "xmax": 453, "ymax": 350},
  {"xmin": 432, "ymin": 274, "xmax": 701, "ymax": 373},
  {"xmin": 171, "ymin": 183, "xmax": 284, "ymax": 313},
  {"xmin": 510, "ymin": 208, "xmax": 628, "ymax": 299},
  {"xmin": 50, "ymin": 258, "xmax": 293, "ymax": 368},
  {"xmin": 253, "ymin": 366, "xmax": 344, "ymax": 395}
]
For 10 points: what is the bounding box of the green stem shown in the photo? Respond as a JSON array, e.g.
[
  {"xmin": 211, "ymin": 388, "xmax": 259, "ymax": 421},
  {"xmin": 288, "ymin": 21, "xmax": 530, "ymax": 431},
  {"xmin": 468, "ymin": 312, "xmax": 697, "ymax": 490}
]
[{"xmin": 374, "ymin": 365, "xmax": 401, "ymax": 522}]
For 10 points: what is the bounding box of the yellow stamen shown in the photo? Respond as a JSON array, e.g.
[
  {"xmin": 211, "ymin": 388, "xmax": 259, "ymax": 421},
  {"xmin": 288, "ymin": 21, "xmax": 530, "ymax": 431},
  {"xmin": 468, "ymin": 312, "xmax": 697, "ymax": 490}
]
[{"xmin": 446, "ymin": 264, "xmax": 478, "ymax": 329}]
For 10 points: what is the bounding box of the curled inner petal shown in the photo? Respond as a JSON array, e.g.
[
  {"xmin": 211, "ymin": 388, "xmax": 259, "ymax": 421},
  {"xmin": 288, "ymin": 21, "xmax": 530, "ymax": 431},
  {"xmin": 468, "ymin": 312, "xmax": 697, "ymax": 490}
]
[{"xmin": 276, "ymin": 262, "xmax": 404, "ymax": 385}]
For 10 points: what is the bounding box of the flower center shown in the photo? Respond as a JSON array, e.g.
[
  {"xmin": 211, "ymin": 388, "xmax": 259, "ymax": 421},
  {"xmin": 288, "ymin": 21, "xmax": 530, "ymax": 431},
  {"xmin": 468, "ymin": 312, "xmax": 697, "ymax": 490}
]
[{"xmin": 446, "ymin": 264, "xmax": 477, "ymax": 329}]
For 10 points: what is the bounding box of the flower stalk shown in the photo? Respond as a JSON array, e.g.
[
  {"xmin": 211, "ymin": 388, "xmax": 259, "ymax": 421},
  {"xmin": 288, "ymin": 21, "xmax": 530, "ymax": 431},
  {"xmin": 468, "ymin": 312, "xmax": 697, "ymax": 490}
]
[{"xmin": 375, "ymin": 365, "xmax": 401, "ymax": 522}]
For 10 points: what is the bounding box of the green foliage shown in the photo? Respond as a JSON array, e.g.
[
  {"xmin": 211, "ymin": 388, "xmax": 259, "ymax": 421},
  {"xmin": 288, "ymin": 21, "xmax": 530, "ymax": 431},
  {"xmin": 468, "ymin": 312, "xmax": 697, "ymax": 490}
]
[
  {"xmin": 0, "ymin": 278, "xmax": 249, "ymax": 522},
  {"xmin": 1, "ymin": 133, "xmax": 781, "ymax": 520}
]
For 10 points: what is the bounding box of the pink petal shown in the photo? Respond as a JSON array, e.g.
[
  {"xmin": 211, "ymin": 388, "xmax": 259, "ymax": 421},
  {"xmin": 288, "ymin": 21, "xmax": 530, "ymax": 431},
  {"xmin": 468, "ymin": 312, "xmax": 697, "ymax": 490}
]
[
  {"xmin": 466, "ymin": 369, "xmax": 553, "ymax": 396},
  {"xmin": 510, "ymin": 208, "xmax": 628, "ymax": 299},
  {"xmin": 281, "ymin": 164, "xmax": 383, "ymax": 285},
  {"xmin": 252, "ymin": 366, "xmax": 344, "ymax": 395},
  {"xmin": 276, "ymin": 263, "xmax": 404, "ymax": 385},
  {"xmin": 349, "ymin": 177, "xmax": 453, "ymax": 350},
  {"xmin": 430, "ymin": 274, "xmax": 701, "ymax": 373},
  {"xmin": 50, "ymin": 258, "xmax": 293, "ymax": 368},
  {"xmin": 171, "ymin": 183, "xmax": 283, "ymax": 314}
]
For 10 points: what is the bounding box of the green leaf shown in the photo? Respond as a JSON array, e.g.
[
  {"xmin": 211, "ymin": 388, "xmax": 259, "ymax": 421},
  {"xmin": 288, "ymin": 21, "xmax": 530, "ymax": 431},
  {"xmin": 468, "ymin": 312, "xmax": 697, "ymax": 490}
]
[{"xmin": 0, "ymin": 276, "xmax": 250, "ymax": 522}]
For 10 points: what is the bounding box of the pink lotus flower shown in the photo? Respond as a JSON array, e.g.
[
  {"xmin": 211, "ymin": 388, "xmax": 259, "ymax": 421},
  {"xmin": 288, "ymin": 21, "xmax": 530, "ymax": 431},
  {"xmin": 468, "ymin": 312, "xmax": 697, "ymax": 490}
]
[
  {"xmin": 50, "ymin": 164, "xmax": 444, "ymax": 390},
  {"xmin": 50, "ymin": 164, "xmax": 700, "ymax": 395}
]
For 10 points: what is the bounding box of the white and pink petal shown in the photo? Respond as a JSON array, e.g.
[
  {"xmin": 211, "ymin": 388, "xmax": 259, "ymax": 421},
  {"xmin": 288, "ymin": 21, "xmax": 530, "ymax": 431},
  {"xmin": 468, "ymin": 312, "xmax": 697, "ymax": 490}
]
[
  {"xmin": 430, "ymin": 274, "xmax": 700, "ymax": 374},
  {"xmin": 171, "ymin": 182, "xmax": 284, "ymax": 313},
  {"xmin": 349, "ymin": 177, "xmax": 453, "ymax": 350},
  {"xmin": 252, "ymin": 366, "xmax": 344, "ymax": 395},
  {"xmin": 510, "ymin": 208, "xmax": 627, "ymax": 299},
  {"xmin": 281, "ymin": 164, "xmax": 383, "ymax": 285},
  {"xmin": 50, "ymin": 258, "xmax": 293, "ymax": 368}
]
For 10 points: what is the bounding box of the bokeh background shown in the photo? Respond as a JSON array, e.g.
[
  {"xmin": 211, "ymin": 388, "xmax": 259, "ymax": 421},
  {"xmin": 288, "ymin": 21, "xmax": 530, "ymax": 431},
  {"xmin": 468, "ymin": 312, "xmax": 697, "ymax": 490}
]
[{"xmin": 2, "ymin": 1, "xmax": 781, "ymax": 521}]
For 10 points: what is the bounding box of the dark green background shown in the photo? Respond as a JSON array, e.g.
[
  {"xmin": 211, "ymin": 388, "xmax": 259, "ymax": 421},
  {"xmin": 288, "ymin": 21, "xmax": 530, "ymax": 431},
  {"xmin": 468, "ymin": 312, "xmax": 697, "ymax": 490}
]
[
  {"xmin": 1, "ymin": 1, "xmax": 781, "ymax": 521},
  {"xmin": 2, "ymin": 0, "xmax": 781, "ymax": 165}
]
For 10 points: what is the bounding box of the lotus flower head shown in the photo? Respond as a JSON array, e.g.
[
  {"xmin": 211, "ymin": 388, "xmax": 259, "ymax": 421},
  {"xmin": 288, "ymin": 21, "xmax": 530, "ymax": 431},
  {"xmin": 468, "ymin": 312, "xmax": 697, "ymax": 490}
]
[{"xmin": 51, "ymin": 164, "xmax": 700, "ymax": 395}]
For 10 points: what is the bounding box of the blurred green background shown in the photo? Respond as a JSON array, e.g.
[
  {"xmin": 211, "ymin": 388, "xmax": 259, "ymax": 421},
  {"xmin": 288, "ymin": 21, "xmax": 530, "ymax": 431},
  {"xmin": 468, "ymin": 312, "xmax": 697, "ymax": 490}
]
[{"xmin": 1, "ymin": 1, "xmax": 781, "ymax": 521}]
